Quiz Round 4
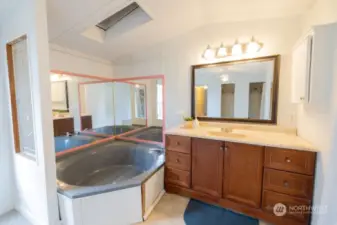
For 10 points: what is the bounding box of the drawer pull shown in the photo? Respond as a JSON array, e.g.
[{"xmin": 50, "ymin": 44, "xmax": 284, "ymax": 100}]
[
  {"xmin": 285, "ymin": 157, "xmax": 291, "ymax": 163},
  {"xmin": 283, "ymin": 181, "xmax": 289, "ymax": 187}
]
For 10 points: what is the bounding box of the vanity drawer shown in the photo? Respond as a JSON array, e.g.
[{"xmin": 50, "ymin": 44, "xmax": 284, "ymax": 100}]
[
  {"xmin": 166, "ymin": 151, "xmax": 191, "ymax": 171},
  {"xmin": 166, "ymin": 135, "xmax": 191, "ymax": 154},
  {"xmin": 262, "ymin": 190, "xmax": 311, "ymax": 222},
  {"xmin": 263, "ymin": 168, "xmax": 313, "ymax": 199},
  {"xmin": 265, "ymin": 147, "xmax": 316, "ymax": 175},
  {"xmin": 165, "ymin": 167, "xmax": 190, "ymax": 188}
]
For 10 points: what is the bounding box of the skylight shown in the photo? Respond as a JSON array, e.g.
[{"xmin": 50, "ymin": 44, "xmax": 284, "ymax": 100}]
[{"xmin": 96, "ymin": 2, "xmax": 141, "ymax": 31}]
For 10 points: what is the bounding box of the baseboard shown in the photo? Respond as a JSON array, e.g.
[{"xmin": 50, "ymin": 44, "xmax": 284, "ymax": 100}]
[
  {"xmin": 15, "ymin": 204, "xmax": 42, "ymax": 225},
  {"xmin": 143, "ymin": 190, "xmax": 166, "ymax": 220}
]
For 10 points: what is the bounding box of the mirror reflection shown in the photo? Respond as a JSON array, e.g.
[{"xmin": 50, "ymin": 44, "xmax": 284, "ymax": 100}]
[
  {"xmin": 117, "ymin": 79, "xmax": 164, "ymax": 143},
  {"xmin": 51, "ymin": 74, "xmax": 106, "ymax": 153},
  {"xmin": 52, "ymin": 74, "xmax": 165, "ymax": 154},
  {"xmin": 194, "ymin": 57, "xmax": 277, "ymax": 122}
]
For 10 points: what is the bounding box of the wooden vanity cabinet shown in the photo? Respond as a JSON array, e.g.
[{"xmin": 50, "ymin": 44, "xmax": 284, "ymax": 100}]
[
  {"xmin": 165, "ymin": 134, "xmax": 317, "ymax": 225},
  {"xmin": 223, "ymin": 142, "xmax": 264, "ymax": 208},
  {"xmin": 191, "ymin": 138, "xmax": 223, "ymax": 198}
]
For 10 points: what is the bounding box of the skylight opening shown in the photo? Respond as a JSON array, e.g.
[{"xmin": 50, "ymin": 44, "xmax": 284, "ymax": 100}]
[{"xmin": 96, "ymin": 2, "xmax": 140, "ymax": 31}]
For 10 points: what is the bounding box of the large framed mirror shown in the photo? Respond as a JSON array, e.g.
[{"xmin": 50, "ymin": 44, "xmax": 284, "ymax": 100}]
[{"xmin": 191, "ymin": 55, "xmax": 280, "ymax": 124}]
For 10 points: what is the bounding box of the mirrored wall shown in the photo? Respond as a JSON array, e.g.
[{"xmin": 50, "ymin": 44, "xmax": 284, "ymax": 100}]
[{"xmin": 51, "ymin": 72, "xmax": 165, "ymax": 154}]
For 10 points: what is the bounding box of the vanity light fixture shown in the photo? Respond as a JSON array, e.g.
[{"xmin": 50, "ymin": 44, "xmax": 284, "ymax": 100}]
[
  {"xmin": 201, "ymin": 37, "xmax": 263, "ymax": 60},
  {"xmin": 247, "ymin": 37, "xmax": 261, "ymax": 53},
  {"xmin": 232, "ymin": 40, "xmax": 242, "ymax": 55},
  {"xmin": 203, "ymin": 45, "xmax": 215, "ymax": 60},
  {"xmin": 217, "ymin": 43, "xmax": 227, "ymax": 57}
]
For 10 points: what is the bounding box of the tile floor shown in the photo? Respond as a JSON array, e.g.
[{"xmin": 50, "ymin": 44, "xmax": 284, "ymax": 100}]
[
  {"xmin": 0, "ymin": 210, "xmax": 31, "ymax": 225},
  {"xmin": 139, "ymin": 193, "xmax": 271, "ymax": 225},
  {"xmin": 0, "ymin": 193, "xmax": 271, "ymax": 225}
]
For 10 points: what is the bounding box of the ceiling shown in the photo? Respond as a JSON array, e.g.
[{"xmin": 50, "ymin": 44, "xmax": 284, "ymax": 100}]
[{"xmin": 46, "ymin": 0, "xmax": 315, "ymax": 62}]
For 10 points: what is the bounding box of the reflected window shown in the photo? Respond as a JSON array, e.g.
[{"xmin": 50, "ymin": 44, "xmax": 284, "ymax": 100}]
[
  {"xmin": 135, "ymin": 86, "xmax": 145, "ymax": 118},
  {"xmin": 156, "ymin": 80, "xmax": 163, "ymax": 120}
]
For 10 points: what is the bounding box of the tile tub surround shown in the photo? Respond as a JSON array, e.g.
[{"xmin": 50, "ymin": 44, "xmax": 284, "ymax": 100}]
[{"xmin": 166, "ymin": 122, "xmax": 316, "ymax": 152}]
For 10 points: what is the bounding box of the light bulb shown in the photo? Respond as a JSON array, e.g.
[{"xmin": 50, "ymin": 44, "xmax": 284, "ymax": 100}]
[
  {"xmin": 203, "ymin": 45, "xmax": 215, "ymax": 60},
  {"xmin": 217, "ymin": 43, "xmax": 227, "ymax": 57},
  {"xmin": 232, "ymin": 40, "xmax": 242, "ymax": 55},
  {"xmin": 247, "ymin": 37, "xmax": 261, "ymax": 53}
]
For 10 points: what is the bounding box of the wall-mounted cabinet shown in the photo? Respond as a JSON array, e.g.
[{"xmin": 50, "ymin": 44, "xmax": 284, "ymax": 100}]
[
  {"xmin": 292, "ymin": 23, "xmax": 337, "ymax": 106},
  {"xmin": 291, "ymin": 34, "xmax": 313, "ymax": 104}
]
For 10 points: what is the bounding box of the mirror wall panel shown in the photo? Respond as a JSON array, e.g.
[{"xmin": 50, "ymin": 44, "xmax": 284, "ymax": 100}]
[
  {"xmin": 115, "ymin": 78, "xmax": 164, "ymax": 143},
  {"xmin": 192, "ymin": 55, "xmax": 279, "ymax": 124},
  {"xmin": 51, "ymin": 74, "xmax": 110, "ymax": 153},
  {"xmin": 80, "ymin": 81, "xmax": 114, "ymax": 136}
]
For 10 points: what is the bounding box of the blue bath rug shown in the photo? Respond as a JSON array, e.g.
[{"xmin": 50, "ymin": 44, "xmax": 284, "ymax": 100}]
[{"xmin": 184, "ymin": 199, "xmax": 259, "ymax": 225}]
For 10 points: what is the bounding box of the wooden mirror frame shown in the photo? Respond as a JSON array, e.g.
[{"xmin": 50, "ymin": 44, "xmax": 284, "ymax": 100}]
[{"xmin": 191, "ymin": 55, "xmax": 280, "ymax": 124}]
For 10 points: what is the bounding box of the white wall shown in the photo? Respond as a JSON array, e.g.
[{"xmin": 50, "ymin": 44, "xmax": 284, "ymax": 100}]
[
  {"xmin": 85, "ymin": 83, "xmax": 114, "ymax": 128},
  {"xmin": 0, "ymin": 0, "xmax": 59, "ymax": 224},
  {"xmin": 0, "ymin": 30, "xmax": 15, "ymax": 215},
  {"xmin": 114, "ymin": 82, "xmax": 133, "ymax": 125},
  {"xmin": 49, "ymin": 44, "xmax": 114, "ymax": 78},
  {"xmin": 114, "ymin": 16, "xmax": 301, "ymax": 128},
  {"xmin": 297, "ymin": 1, "xmax": 337, "ymax": 224}
]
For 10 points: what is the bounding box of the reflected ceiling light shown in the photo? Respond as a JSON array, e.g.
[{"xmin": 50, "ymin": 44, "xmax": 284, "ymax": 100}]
[
  {"xmin": 50, "ymin": 74, "xmax": 60, "ymax": 81},
  {"xmin": 50, "ymin": 74, "xmax": 71, "ymax": 82},
  {"xmin": 203, "ymin": 45, "xmax": 215, "ymax": 60},
  {"xmin": 217, "ymin": 43, "xmax": 227, "ymax": 57},
  {"xmin": 247, "ymin": 37, "xmax": 261, "ymax": 53},
  {"xmin": 232, "ymin": 40, "xmax": 242, "ymax": 55},
  {"xmin": 220, "ymin": 74, "xmax": 229, "ymax": 83}
]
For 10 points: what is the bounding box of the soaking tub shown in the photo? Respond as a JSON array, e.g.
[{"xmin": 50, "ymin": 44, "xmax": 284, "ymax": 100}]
[
  {"xmin": 57, "ymin": 140, "xmax": 165, "ymax": 225},
  {"xmin": 86, "ymin": 125, "xmax": 145, "ymax": 136},
  {"xmin": 122, "ymin": 126, "xmax": 163, "ymax": 143},
  {"xmin": 54, "ymin": 134, "xmax": 103, "ymax": 153}
]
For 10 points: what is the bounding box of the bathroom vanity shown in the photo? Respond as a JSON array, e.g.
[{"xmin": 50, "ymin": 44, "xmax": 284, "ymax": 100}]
[{"xmin": 164, "ymin": 124, "xmax": 316, "ymax": 225}]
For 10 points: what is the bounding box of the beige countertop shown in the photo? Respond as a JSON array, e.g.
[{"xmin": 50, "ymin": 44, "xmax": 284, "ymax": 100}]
[{"xmin": 165, "ymin": 122, "xmax": 317, "ymax": 152}]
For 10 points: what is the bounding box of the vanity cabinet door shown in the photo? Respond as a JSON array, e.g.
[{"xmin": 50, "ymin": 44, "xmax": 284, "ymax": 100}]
[
  {"xmin": 191, "ymin": 138, "xmax": 223, "ymax": 198},
  {"xmin": 223, "ymin": 142, "xmax": 264, "ymax": 208}
]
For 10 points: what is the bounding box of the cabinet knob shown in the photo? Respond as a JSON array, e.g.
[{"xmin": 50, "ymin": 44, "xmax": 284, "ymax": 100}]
[
  {"xmin": 300, "ymin": 97, "xmax": 305, "ymax": 101},
  {"xmin": 176, "ymin": 158, "xmax": 180, "ymax": 163},
  {"xmin": 283, "ymin": 181, "xmax": 289, "ymax": 187},
  {"xmin": 176, "ymin": 141, "xmax": 180, "ymax": 146},
  {"xmin": 285, "ymin": 157, "xmax": 291, "ymax": 163},
  {"xmin": 220, "ymin": 146, "xmax": 224, "ymax": 151}
]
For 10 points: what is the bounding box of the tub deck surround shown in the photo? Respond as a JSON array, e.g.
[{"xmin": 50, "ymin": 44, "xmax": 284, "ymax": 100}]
[
  {"xmin": 56, "ymin": 140, "xmax": 164, "ymax": 199},
  {"xmin": 165, "ymin": 122, "xmax": 316, "ymax": 152}
]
